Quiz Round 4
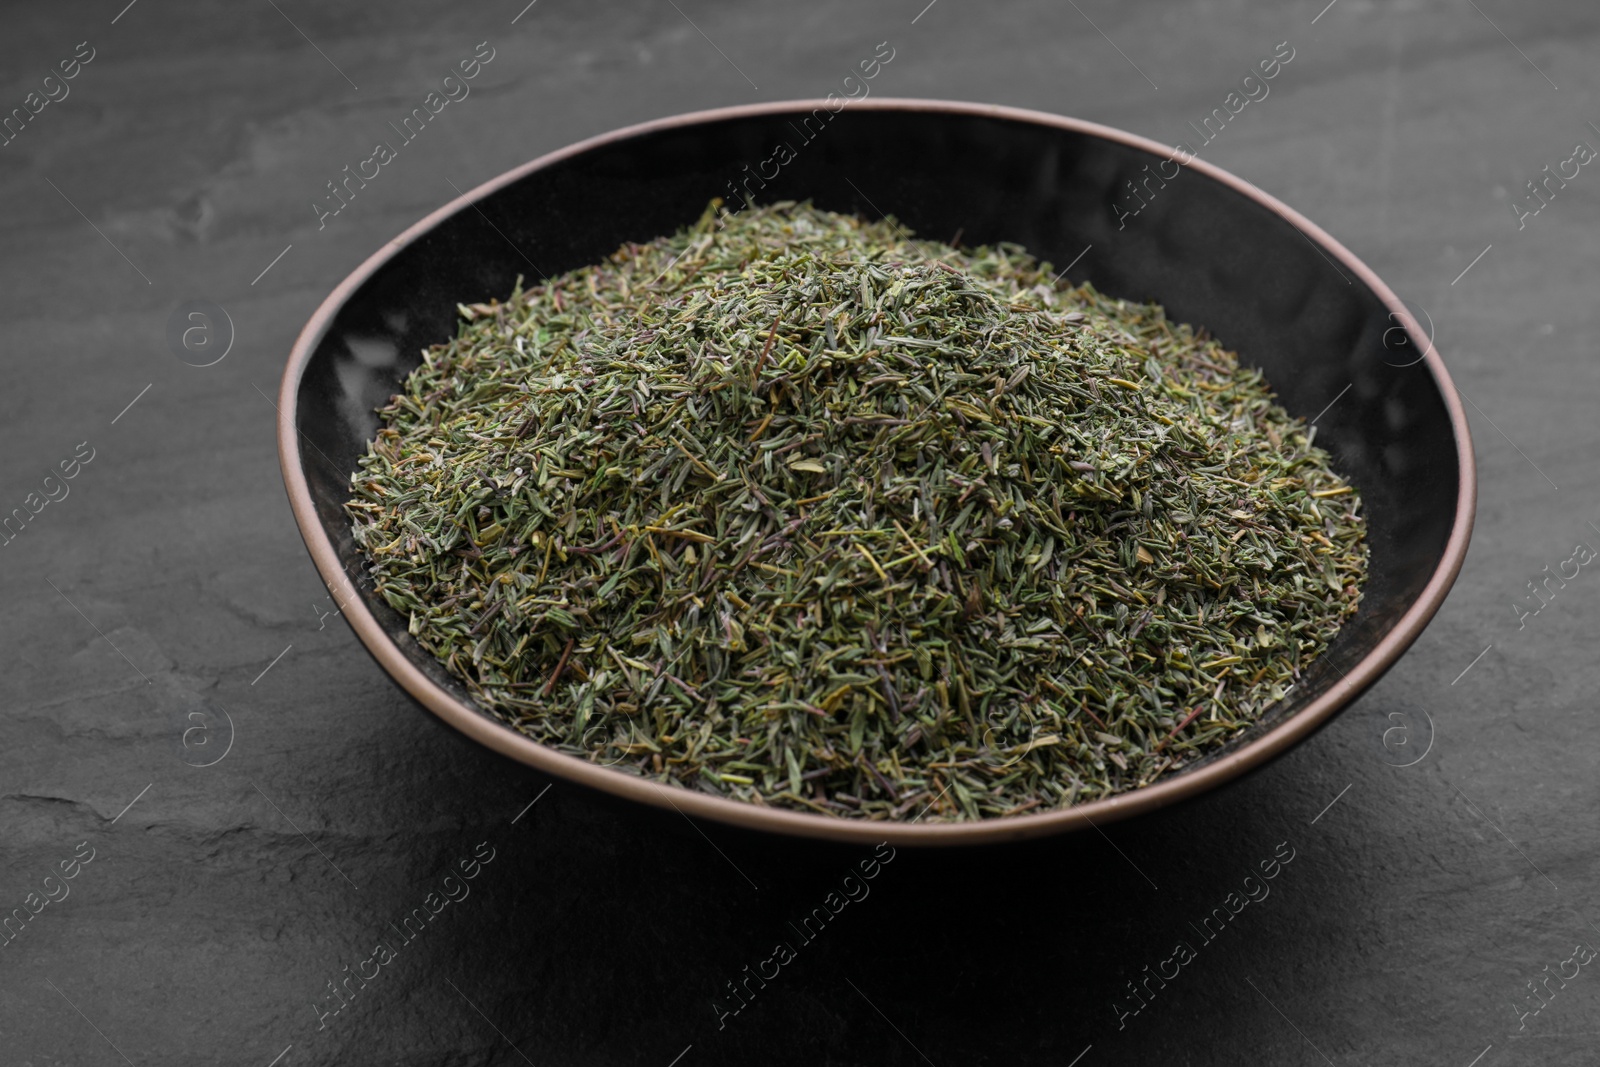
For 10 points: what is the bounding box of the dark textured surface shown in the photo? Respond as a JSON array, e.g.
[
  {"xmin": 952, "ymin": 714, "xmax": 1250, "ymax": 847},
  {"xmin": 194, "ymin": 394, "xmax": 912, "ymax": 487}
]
[{"xmin": 1, "ymin": 2, "xmax": 1595, "ymax": 1064}]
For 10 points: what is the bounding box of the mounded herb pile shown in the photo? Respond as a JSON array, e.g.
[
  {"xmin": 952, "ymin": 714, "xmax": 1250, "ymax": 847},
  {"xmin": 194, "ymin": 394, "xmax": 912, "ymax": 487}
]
[{"xmin": 347, "ymin": 201, "xmax": 1367, "ymax": 820}]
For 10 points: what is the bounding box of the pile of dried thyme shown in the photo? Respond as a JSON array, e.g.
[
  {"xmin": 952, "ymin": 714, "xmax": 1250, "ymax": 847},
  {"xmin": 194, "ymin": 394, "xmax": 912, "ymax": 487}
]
[{"xmin": 347, "ymin": 201, "xmax": 1367, "ymax": 821}]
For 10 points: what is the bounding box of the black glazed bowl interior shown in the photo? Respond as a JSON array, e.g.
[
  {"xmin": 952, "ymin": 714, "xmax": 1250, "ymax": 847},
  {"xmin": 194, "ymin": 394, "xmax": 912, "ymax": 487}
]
[{"xmin": 278, "ymin": 99, "xmax": 1474, "ymax": 845}]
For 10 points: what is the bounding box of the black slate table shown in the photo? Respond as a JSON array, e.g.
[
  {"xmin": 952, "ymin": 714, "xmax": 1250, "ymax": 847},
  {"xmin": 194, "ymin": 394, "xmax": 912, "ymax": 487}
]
[{"xmin": 3, "ymin": 1, "xmax": 1597, "ymax": 1064}]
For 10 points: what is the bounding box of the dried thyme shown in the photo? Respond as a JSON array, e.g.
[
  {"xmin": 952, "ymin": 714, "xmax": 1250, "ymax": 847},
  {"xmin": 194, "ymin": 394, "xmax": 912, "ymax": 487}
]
[{"xmin": 346, "ymin": 201, "xmax": 1367, "ymax": 821}]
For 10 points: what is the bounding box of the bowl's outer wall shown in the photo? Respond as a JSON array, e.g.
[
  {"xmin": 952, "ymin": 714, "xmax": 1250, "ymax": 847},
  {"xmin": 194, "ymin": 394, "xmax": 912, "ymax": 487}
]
[{"xmin": 291, "ymin": 104, "xmax": 1462, "ymax": 823}]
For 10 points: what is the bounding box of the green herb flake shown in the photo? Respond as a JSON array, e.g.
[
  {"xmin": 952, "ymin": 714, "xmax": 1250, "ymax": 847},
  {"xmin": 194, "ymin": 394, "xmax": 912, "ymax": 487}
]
[{"xmin": 346, "ymin": 200, "xmax": 1368, "ymax": 821}]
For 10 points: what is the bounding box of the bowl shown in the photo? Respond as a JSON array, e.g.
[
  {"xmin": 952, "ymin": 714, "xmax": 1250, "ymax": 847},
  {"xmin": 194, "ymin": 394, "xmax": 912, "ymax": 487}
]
[{"xmin": 277, "ymin": 99, "xmax": 1475, "ymax": 845}]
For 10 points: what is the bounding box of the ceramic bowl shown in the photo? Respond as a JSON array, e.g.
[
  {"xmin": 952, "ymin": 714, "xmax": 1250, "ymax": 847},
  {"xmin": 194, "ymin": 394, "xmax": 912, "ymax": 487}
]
[{"xmin": 277, "ymin": 100, "xmax": 1475, "ymax": 845}]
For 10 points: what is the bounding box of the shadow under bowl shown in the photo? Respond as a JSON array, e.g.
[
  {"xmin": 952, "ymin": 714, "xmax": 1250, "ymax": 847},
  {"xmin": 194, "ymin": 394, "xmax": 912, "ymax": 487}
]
[{"xmin": 277, "ymin": 99, "xmax": 1475, "ymax": 846}]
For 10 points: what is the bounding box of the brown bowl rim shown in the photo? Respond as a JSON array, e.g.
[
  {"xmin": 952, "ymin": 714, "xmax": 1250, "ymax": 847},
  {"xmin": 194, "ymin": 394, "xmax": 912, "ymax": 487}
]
[{"xmin": 276, "ymin": 97, "xmax": 1477, "ymax": 846}]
